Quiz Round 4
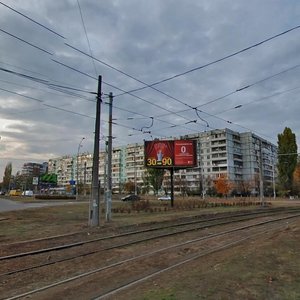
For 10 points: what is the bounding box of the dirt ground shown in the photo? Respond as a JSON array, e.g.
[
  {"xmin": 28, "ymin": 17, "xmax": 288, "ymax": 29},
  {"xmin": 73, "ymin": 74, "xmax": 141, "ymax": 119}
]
[
  {"xmin": 118, "ymin": 219, "xmax": 300, "ymax": 300},
  {"xmin": 0, "ymin": 198, "xmax": 300, "ymax": 299}
]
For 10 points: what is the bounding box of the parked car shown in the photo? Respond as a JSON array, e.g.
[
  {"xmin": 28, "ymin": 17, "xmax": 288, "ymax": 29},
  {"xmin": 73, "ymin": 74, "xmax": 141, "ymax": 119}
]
[
  {"xmin": 9, "ymin": 189, "xmax": 22, "ymax": 196},
  {"xmin": 0, "ymin": 191, "xmax": 5, "ymax": 195},
  {"xmin": 121, "ymin": 194, "xmax": 140, "ymax": 201},
  {"xmin": 158, "ymin": 195, "xmax": 171, "ymax": 201},
  {"xmin": 22, "ymin": 190, "xmax": 34, "ymax": 197}
]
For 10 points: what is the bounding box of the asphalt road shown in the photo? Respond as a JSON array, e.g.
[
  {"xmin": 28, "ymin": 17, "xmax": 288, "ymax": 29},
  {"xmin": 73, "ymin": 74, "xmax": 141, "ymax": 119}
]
[{"xmin": 0, "ymin": 198, "xmax": 79, "ymax": 212}]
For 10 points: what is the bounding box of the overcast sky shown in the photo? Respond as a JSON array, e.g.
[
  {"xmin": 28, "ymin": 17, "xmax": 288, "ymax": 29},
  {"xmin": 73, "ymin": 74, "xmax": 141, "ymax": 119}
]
[{"xmin": 0, "ymin": 0, "xmax": 300, "ymax": 177}]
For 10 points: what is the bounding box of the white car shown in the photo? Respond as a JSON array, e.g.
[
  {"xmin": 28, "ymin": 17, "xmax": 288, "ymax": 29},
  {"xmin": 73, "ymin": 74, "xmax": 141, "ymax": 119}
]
[
  {"xmin": 158, "ymin": 195, "xmax": 171, "ymax": 201},
  {"xmin": 22, "ymin": 190, "xmax": 34, "ymax": 196}
]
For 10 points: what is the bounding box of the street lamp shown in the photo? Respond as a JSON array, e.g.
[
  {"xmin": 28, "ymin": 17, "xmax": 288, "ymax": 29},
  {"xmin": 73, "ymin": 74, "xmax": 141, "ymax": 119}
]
[{"xmin": 76, "ymin": 137, "xmax": 85, "ymax": 200}]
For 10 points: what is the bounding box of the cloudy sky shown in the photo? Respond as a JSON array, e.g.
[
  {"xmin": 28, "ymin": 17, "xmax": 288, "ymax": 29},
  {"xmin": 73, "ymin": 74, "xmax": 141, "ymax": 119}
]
[{"xmin": 0, "ymin": 0, "xmax": 299, "ymax": 176}]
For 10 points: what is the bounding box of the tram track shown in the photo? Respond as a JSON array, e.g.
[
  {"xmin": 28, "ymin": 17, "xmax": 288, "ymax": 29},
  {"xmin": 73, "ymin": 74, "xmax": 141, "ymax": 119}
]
[
  {"xmin": 1, "ymin": 207, "xmax": 300, "ymax": 260},
  {"xmin": 3, "ymin": 212, "xmax": 299, "ymax": 300},
  {"xmin": 1, "ymin": 208, "xmax": 300, "ymax": 279}
]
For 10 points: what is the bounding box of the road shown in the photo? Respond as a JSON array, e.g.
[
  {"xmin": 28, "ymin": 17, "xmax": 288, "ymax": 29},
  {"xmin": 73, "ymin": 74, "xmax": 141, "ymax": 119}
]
[{"xmin": 0, "ymin": 198, "xmax": 80, "ymax": 212}]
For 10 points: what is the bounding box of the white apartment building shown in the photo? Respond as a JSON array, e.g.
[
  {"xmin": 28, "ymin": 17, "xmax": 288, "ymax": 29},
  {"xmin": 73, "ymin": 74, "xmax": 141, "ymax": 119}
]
[{"xmin": 48, "ymin": 128, "xmax": 277, "ymax": 196}]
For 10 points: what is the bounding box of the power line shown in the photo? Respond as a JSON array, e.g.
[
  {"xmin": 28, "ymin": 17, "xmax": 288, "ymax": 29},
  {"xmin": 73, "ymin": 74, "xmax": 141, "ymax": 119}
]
[
  {"xmin": 111, "ymin": 103, "xmax": 205, "ymax": 133},
  {"xmin": 1, "ymin": 86, "xmax": 194, "ymax": 136},
  {"xmin": 154, "ymin": 62, "xmax": 300, "ymax": 118},
  {"xmin": 76, "ymin": 0, "xmax": 98, "ymax": 77},
  {"xmin": 215, "ymin": 85, "xmax": 300, "ymax": 115},
  {"xmin": 52, "ymin": 59, "xmax": 200, "ymax": 124},
  {"xmin": 65, "ymin": 25, "xmax": 300, "ymax": 109},
  {"xmin": 0, "ymin": 66, "xmax": 49, "ymax": 84},
  {"xmin": 0, "ymin": 1, "xmax": 66, "ymax": 39},
  {"xmin": 0, "ymin": 28, "xmax": 53, "ymax": 55},
  {"xmin": 0, "ymin": 66, "xmax": 96, "ymax": 102},
  {"xmin": 0, "ymin": 87, "xmax": 95, "ymax": 119},
  {"xmin": 65, "ymin": 42, "xmax": 194, "ymax": 109},
  {"xmin": 146, "ymin": 25, "xmax": 300, "ymax": 87},
  {"xmin": 0, "ymin": 65, "xmax": 205, "ymax": 134},
  {"xmin": 0, "ymin": 87, "xmax": 43, "ymax": 102}
]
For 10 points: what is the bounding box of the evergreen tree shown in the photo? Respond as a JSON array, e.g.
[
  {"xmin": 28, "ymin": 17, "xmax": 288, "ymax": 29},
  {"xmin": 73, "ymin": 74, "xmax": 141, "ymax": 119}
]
[{"xmin": 277, "ymin": 127, "xmax": 298, "ymax": 195}]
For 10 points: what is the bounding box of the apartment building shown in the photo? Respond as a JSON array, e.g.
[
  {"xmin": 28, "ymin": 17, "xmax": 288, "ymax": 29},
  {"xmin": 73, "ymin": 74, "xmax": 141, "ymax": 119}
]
[
  {"xmin": 21, "ymin": 162, "xmax": 48, "ymax": 177},
  {"xmin": 176, "ymin": 128, "xmax": 277, "ymax": 195},
  {"xmin": 48, "ymin": 128, "xmax": 277, "ymax": 195}
]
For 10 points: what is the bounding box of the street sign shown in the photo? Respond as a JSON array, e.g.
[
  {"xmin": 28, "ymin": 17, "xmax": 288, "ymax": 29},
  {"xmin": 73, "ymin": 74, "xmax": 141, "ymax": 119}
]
[{"xmin": 32, "ymin": 177, "xmax": 39, "ymax": 185}]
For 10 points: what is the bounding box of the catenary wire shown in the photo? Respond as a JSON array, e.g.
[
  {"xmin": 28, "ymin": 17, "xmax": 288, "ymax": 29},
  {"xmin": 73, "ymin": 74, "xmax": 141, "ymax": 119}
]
[
  {"xmin": 0, "ymin": 28, "xmax": 53, "ymax": 55},
  {"xmin": 76, "ymin": 0, "xmax": 98, "ymax": 77},
  {"xmin": 0, "ymin": 1, "xmax": 66, "ymax": 39},
  {"xmin": 144, "ymin": 25, "xmax": 300, "ymax": 88},
  {"xmin": 1, "ymin": 11, "xmax": 297, "ymax": 143}
]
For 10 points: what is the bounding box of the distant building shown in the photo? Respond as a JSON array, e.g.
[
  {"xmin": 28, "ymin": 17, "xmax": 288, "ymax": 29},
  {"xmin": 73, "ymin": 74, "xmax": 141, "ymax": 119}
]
[
  {"xmin": 21, "ymin": 162, "xmax": 48, "ymax": 177},
  {"xmin": 48, "ymin": 128, "xmax": 277, "ymax": 196}
]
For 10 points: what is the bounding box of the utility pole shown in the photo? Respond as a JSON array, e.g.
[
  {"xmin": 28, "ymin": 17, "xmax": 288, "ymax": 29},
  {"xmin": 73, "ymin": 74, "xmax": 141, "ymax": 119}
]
[
  {"xmin": 76, "ymin": 137, "xmax": 85, "ymax": 201},
  {"xmin": 83, "ymin": 161, "xmax": 87, "ymax": 196},
  {"xmin": 259, "ymin": 139, "xmax": 264, "ymax": 206},
  {"xmin": 134, "ymin": 144, "xmax": 137, "ymax": 195},
  {"xmin": 106, "ymin": 92, "xmax": 113, "ymax": 221},
  {"xmin": 89, "ymin": 75, "xmax": 102, "ymax": 226}
]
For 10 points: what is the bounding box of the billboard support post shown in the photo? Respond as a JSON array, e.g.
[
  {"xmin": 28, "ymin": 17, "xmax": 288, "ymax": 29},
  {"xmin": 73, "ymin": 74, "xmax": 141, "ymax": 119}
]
[{"xmin": 170, "ymin": 167, "xmax": 174, "ymax": 207}]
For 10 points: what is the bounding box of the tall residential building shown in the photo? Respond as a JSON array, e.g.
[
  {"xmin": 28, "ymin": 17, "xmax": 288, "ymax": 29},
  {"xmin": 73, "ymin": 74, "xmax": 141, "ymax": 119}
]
[
  {"xmin": 178, "ymin": 128, "xmax": 277, "ymax": 195},
  {"xmin": 48, "ymin": 128, "xmax": 277, "ymax": 195},
  {"xmin": 21, "ymin": 162, "xmax": 48, "ymax": 177}
]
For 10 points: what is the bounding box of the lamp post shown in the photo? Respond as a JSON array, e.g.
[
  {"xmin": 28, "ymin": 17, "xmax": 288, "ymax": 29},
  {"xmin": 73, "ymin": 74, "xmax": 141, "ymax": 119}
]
[{"xmin": 76, "ymin": 137, "xmax": 85, "ymax": 200}]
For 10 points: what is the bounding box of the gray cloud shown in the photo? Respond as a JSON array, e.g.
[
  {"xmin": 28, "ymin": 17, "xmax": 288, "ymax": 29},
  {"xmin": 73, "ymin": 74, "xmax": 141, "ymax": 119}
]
[{"xmin": 0, "ymin": 0, "xmax": 300, "ymax": 175}]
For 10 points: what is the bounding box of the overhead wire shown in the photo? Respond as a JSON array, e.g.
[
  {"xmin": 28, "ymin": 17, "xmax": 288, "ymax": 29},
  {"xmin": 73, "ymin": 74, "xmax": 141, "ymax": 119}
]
[
  {"xmin": 64, "ymin": 25, "xmax": 300, "ymax": 109},
  {"xmin": 76, "ymin": 0, "xmax": 98, "ymax": 77},
  {"xmin": 215, "ymin": 85, "xmax": 300, "ymax": 116},
  {"xmin": 0, "ymin": 28, "xmax": 53, "ymax": 55},
  {"xmin": 0, "ymin": 65, "xmax": 202, "ymax": 134},
  {"xmin": 3, "ymin": 2, "xmax": 296, "ymax": 134},
  {"xmin": 0, "ymin": 67, "xmax": 96, "ymax": 102},
  {"xmin": 2, "ymin": 3, "xmax": 299, "ymax": 145},
  {"xmin": 65, "ymin": 43, "xmax": 194, "ymax": 109},
  {"xmin": 52, "ymin": 59, "xmax": 201, "ymax": 125},
  {"xmin": 145, "ymin": 25, "xmax": 300, "ymax": 88},
  {"xmin": 0, "ymin": 1, "xmax": 66, "ymax": 39},
  {"xmin": 0, "ymin": 86, "xmax": 95, "ymax": 119},
  {"xmin": 62, "ymin": 30, "xmax": 300, "ymax": 139}
]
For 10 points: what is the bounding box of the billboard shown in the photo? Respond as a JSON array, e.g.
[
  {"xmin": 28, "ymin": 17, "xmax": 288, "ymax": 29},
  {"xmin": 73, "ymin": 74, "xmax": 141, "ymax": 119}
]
[
  {"xmin": 174, "ymin": 140, "xmax": 197, "ymax": 167},
  {"xmin": 145, "ymin": 140, "xmax": 197, "ymax": 168},
  {"xmin": 144, "ymin": 140, "xmax": 174, "ymax": 167}
]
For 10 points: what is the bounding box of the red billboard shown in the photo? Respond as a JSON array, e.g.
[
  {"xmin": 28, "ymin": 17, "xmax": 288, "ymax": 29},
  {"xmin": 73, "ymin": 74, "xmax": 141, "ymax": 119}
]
[
  {"xmin": 145, "ymin": 140, "xmax": 197, "ymax": 168},
  {"xmin": 144, "ymin": 140, "xmax": 174, "ymax": 167},
  {"xmin": 174, "ymin": 140, "xmax": 197, "ymax": 166}
]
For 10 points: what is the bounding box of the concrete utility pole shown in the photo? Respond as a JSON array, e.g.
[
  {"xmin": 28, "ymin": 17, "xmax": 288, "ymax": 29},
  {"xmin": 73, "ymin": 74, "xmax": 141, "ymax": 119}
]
[
  {"xmin": 89, "ymin": 75, "xmax": 102, "ymax": 226},
  {"xmin": 134, "ymin": 144, "xmax": 137, "ymax": 195},
  {"xmin": 106, "ymin": 92, "xmax": 113, "ymax": 221},
  {"xmin": 76, "ymin": 137, "xmax": 85, "ymax": 201},
  {"xmin": 259, "ymin": 139, "xmax": 265, "ymax": 206}
]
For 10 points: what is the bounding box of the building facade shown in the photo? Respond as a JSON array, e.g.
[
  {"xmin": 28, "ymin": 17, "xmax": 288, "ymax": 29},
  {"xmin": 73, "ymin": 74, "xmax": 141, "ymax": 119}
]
[
  {"xmin": 21, "ymin": 162, "xmax": 48, "ymax": 177},
  {"xmin": 47, "ymin": 128, "xmax": 277, "ymax": 196}
]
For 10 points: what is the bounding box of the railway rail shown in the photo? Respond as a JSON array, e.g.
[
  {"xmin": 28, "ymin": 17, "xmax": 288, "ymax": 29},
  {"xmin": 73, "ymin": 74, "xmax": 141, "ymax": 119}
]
[
  {"xmin": 1, "ymin": 207, "xmax": 300, "ymax": 260},
  {"xmin": 1, "ymin": 208, "xmax": 300, "ymax": 299}
]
